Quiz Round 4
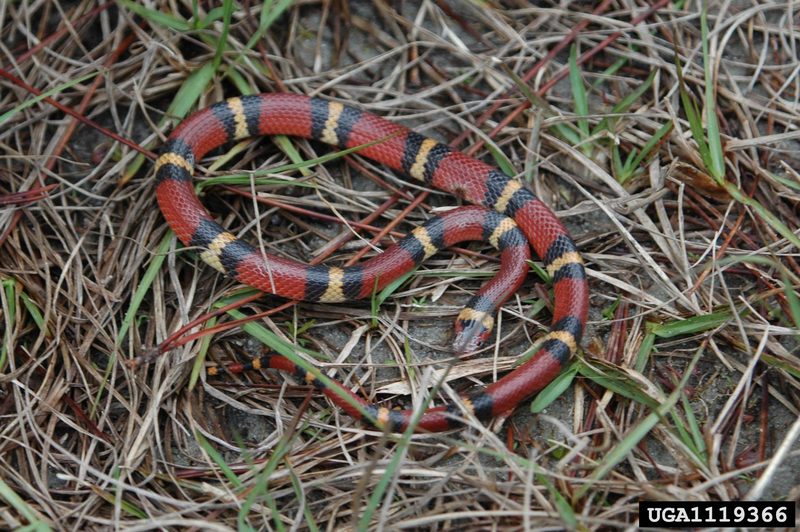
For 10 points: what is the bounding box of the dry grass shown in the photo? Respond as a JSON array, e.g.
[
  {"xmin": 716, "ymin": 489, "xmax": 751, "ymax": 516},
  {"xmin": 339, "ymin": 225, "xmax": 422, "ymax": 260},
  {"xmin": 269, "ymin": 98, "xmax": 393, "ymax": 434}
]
[{"xmin": 1, "ymin": 0, "xmax": 799, "ymax": 529}]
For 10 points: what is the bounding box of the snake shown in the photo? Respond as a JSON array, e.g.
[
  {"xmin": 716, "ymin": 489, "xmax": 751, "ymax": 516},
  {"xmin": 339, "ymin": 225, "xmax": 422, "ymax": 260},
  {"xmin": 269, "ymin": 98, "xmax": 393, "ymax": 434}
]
[{"xmin": 154, "ymin": 93, "xmax": 588, "ymax": 432}]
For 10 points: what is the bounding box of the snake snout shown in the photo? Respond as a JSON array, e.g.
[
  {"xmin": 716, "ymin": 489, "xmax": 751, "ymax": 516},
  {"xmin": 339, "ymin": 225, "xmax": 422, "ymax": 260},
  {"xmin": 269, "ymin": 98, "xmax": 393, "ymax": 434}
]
[{"xmin": 452, "ymin": 312, "xmax": 494, "ymax": 353}]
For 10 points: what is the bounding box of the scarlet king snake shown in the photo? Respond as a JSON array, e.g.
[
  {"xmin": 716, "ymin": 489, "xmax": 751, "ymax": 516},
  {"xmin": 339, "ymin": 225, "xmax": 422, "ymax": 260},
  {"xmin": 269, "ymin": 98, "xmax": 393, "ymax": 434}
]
[{"xmin": 154, "ymin": 93, "xmax": 588, "ymax": 432}]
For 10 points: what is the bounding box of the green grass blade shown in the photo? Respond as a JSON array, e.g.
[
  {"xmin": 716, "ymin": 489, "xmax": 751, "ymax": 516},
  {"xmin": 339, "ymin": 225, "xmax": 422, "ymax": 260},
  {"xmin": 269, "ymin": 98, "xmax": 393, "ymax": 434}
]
[
  {"xmin": 122, "ymin": 63, "xmax": 216, "ymax": 183},
  {"xmin": 166, "ymin": 63, "xmax": 216, "ymax": 118},
  {"xmin": 376, "ymin": 269, "xmax": 416, "ymax": 306},
  {"xmin": 760, "ymin": 353, "xmax": 800, "ymax": 379},
  {"xmin": 100, "ymin": 233, "xmax": 172, "ymax": 416},
  {"xmin": 648, "ymin": 309, "xmax": 737, "ymax": 339},
  {"xmin": 536, "ymin": 472, "xmax": 577, "ymax": 528},
  {"xmin": 627, "ymin": 121, "xmax": 673, "ymax": 170},
  {"xmin": 195, "ymin": 137, "xmax": 386, "ymax": 191},
  {"xmin": 575, "ymin": 343, "xmax": 705, "ymax": 499},
  {"xmin": 196, "ymin": 6, "xmax": 227, "ymax": 29},
  {"xmin": 118, "ymin": 0, "xmax": 190, "ymax": 31},
  {"xmin": 197, "ymin": 130, "xmax": 403, "ymax": 190},
  {"xmin": 0, "ymin": 477, "xmax": 49, "ymax": 530},
  {"xmin": 226, "ymin": 66, "xmax": 251, "ymax": 94},
  {"xmin": 622, "ymin": 148, "xmax": 638, "ymax": 176},
  {"xmin": 372, "ymin": 269, "xmax": 415, "ymax": 328},
  {"xmin": 195, "ymin": 431, "xmax": 242, "ymax": 487},
  {"xmin": 714, "ymin": 255, "xmax": 800, "ymax": 335},
  {"xmin": 766, "ymin": 170, "xmax": 800, "ymax": 192},
  {"xmin": 18, "ymin": 292, "xmax": 47, "ymax": 333},
  {"xmin": 666, "ymin": 407, "xmax": 705, "ymax": 465},
  {"xmin": 17, "ymin": 525, "xmax": 52, "ymax": 532},
  {"xmin": 357, "ymin": 399, "xmax": 434, "ymax": 531},
  {"xmin": 594, "ymin": 69, "xmax": 656, "ymax": 136},
  {"xmin": 721, "ymin": 181, "xmax": 800, "ymax": 249},
  {"xmin": 578, "ymin": 360, "xmax": 661, "ymax": 410},
  {"xmin": 700, "ymin": 4, "xmax": 725, "ymax": 181},
  {"xmin": 117, "ymin": 233, "xmax": 172, "ymax": 345},
  {"xmin": 781, "ymin": 271, "xmax": 800, "ymax": 330},
  {"xmin": 591, "ymin": 55, "xmax": 629, "ymax": 89},
  {"xmin": 91, "ymin": 485, "xmax": 147, "ymax": 519},
  {"xmin": 569, "ymin": 45, "xmax": 590, "ymax": 140},
  {"xmin": 288, "ymin": 468, "xmax": 320, "ymax": 532},
  {"xmin": 681, "ymin": 392, "xmax": 707, "ymax": 461},
  {"xmin": 220, "ymin": 305, "xmax": 379, "ymax": 423},
  {"xmin": 0, "ymin": 72, "xmax": 98, "ymax": 125},
  {"xmin": 1, "ymin": 279, "xmax": 17, "ymax": 370},
  {"xmin": 211, "ymin": 0, "xmax": 234, "ymax": 71},
  {"xmin": 240, "ymin": 433, "xmax": 292, "ymax": 531},
  {"xmin": 635, "ymin": 331, "xmax": 656, "ymax": 374},
  {"xmin": 530, "ymin": 362, "xmax": 579, "ymax": 413},
  {"xmin": 675, "ymin": 55, "xmax": 712, "ymax": 172},
  {"xmin": 527, "ymin": 259, "xmax": 550, "ymax": 283},
  {"xmin": 612, "ymin": 70, "xmax": 656, "ymax": 116},
  {"xmin": 189, "ymin": 316, "xmax": 217, "ymax": 390},
  {"xmin": 500, "ymin": 63, "xmax": 582, "ymax": 148},
  {"xmin": 245, "ymin": 0, "xmax": 294, "ymax": 50},
  {"xmin": 484, "ymin": 139, "xmax": 516, "ymax": 177},
  {"xmin": 223, "ymin": 307, "xmax": 317, "ymax": 359}
]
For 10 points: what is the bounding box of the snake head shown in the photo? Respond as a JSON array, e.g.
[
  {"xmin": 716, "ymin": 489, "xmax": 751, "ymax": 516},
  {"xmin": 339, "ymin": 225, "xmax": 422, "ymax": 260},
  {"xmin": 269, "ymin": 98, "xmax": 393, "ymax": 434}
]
[{"xmin": 452, "ymin": 310, "xmax": 495, "ymax": 353}]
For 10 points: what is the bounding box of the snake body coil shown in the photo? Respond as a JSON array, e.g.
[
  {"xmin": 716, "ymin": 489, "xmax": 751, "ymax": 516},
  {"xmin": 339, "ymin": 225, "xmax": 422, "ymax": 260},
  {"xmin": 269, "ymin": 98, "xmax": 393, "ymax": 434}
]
[{"xmin": 155, "ymin": 94, "xmax": 588, "ymax": 432}]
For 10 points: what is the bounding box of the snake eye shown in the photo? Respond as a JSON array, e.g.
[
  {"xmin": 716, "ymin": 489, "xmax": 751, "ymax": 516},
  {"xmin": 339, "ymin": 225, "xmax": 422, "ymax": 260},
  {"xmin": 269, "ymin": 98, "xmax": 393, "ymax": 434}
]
[{"xmin": 452, "ymin": 312, "xmax": 495, "ymax": 353}]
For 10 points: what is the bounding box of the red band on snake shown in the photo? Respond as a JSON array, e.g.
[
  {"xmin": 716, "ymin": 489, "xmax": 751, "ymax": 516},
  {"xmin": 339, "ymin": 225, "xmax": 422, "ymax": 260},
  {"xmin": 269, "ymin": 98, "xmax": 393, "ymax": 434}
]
[{"xmin": 155, "ymin": 93, "xmax": 588, "ymax": 432}]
